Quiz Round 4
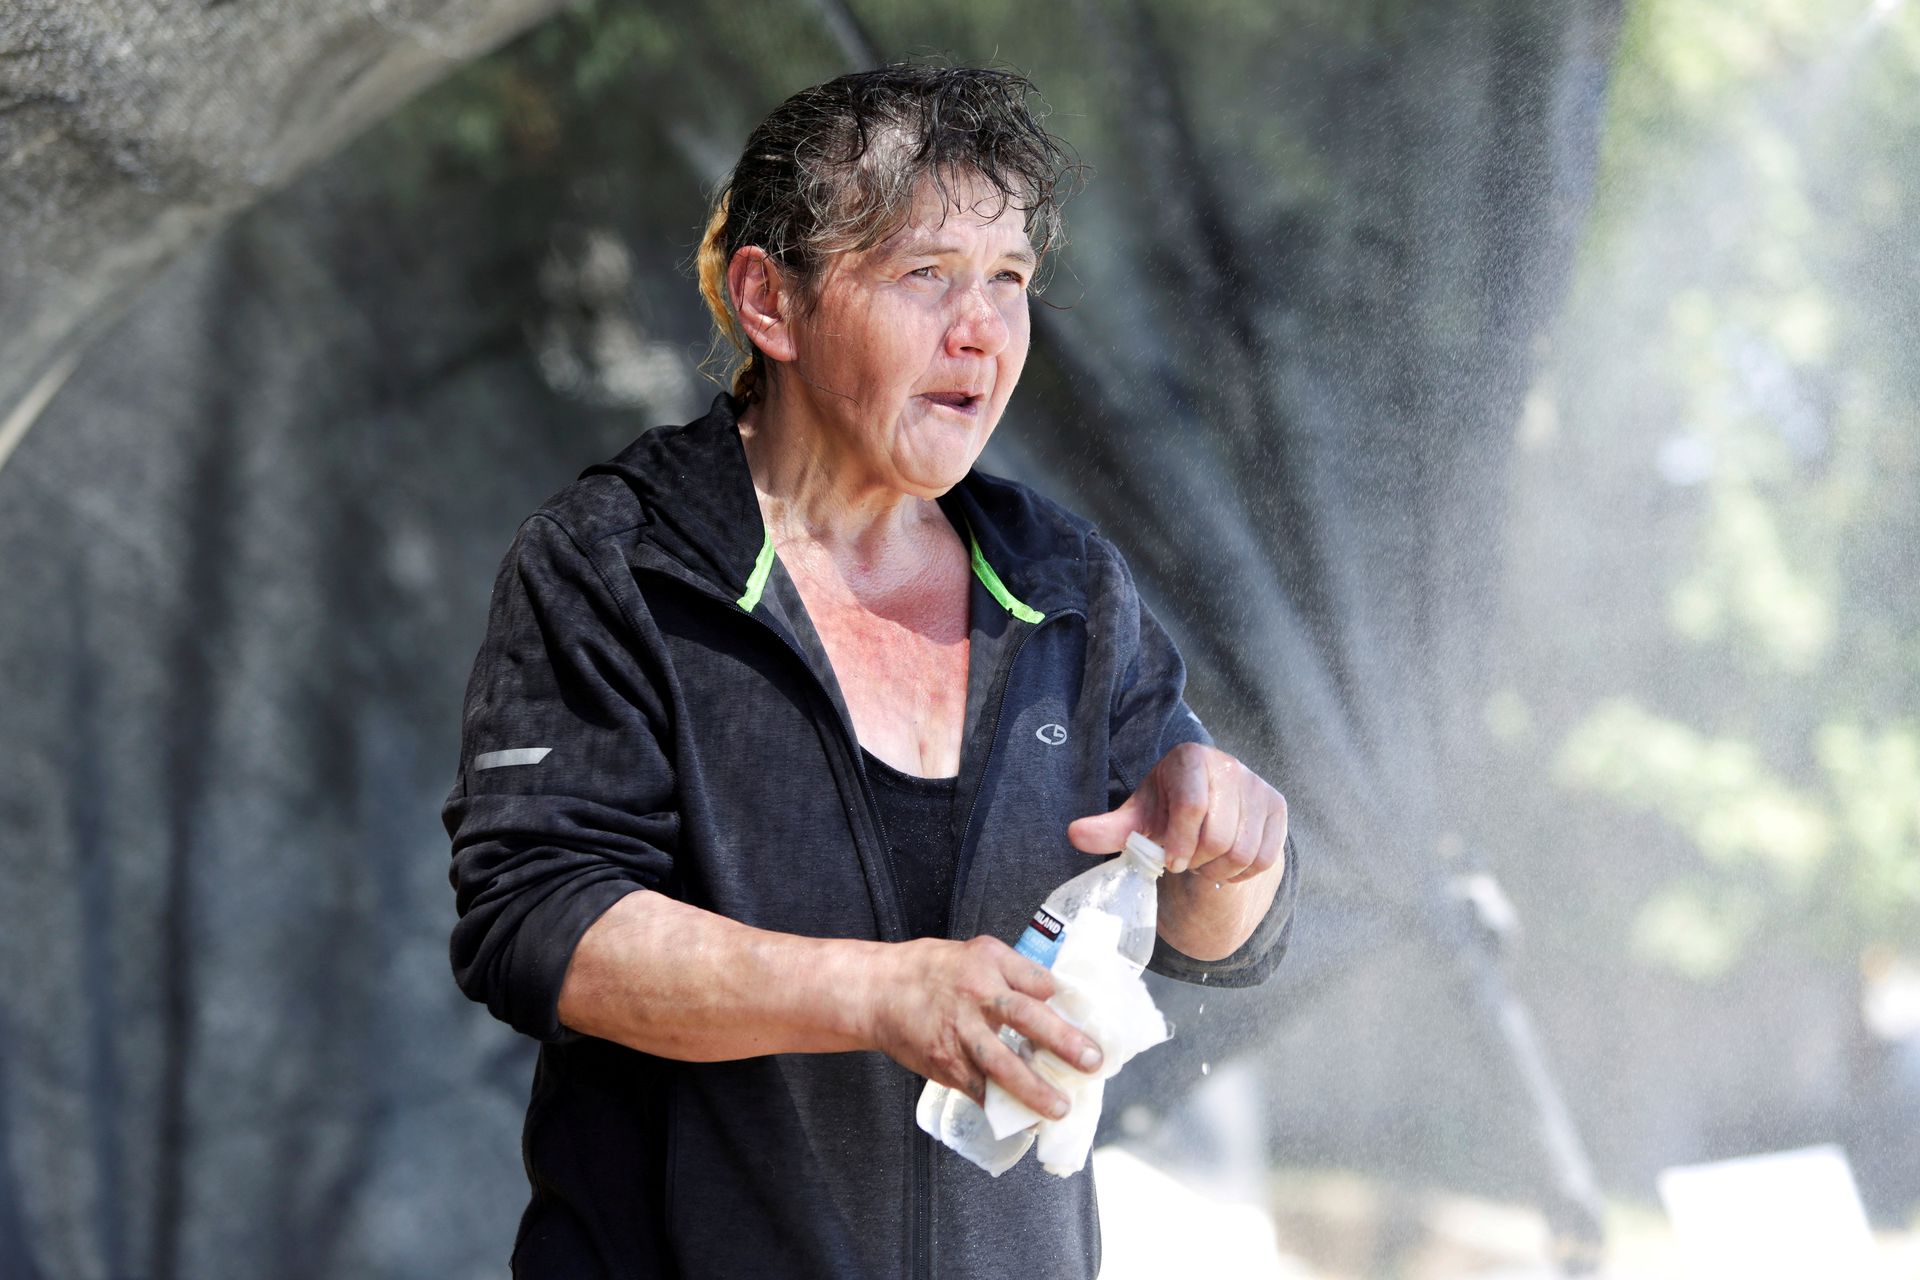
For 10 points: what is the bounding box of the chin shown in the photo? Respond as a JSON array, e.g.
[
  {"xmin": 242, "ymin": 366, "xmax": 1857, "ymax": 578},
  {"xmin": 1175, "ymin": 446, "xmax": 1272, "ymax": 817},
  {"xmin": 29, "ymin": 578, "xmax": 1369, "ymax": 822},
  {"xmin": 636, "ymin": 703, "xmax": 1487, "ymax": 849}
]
[
  {"xmin": 894, "ymin": 424, "xmax": 994, "ymax": 494},
  {"xmin": 894, "ymin": 464, "xmax": 974, "ymax": 498}
]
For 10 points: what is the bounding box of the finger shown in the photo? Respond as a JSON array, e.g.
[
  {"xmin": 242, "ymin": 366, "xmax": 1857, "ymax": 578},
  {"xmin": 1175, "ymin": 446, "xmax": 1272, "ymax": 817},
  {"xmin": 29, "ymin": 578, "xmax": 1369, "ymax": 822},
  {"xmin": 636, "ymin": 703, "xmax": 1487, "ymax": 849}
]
[
  {"xmin": 1184, "ymin": 758, "xmax": 1245, "ymax": 876},
  {"xmin": 971, "ymin": 1024, "xmax": 1071, "ymax": 1119},
  {"xmin": 1228, "ymin": 791, "xmax": 1288, "ymax": 884},
  {"xmin": 919, "ymin": 1021, "xmax": 989, "ymax": 1102},
  {"xmin": 942, "ymin": 1059, "xmax": 988, "ymax": 1104},
  {"xmin": 1066, "ymin": 788, "xmax": 1148, "ymax": 854},
  {"xmin": 1207, "ymin": 781, "xmax": 1264, "ymax": 884},
  {"xmin": 998, "ymin": 950, "xmax": 1057, "ymax": 1002},
  {"xmin": 990, "ymin": 992, "xmax": 1103, "ymax": 1076},
  {"xmin": 1158, "ymin": 749, "xmax": 1212, "ymax": 874}
]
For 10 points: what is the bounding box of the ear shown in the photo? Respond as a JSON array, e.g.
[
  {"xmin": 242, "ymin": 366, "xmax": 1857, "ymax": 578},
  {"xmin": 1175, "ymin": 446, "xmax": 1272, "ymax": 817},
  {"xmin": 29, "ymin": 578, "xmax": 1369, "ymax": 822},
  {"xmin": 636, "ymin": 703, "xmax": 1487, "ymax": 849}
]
[{"xmin": 727, "ymin": 246, "xmax": 798, "ymax": 364}]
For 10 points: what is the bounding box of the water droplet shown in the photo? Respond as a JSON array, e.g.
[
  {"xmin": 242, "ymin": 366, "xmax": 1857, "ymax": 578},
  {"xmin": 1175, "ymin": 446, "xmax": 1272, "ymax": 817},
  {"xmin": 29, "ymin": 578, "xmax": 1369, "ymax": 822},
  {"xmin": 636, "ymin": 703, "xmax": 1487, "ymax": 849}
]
[
  {"xmin": 1197, "ymin": 1003, "xmax": 1206, "ymax": 1015},
  {"xmin": 1200, "ymin": 1061, "xmax": 1211, "ymax": 1076}
]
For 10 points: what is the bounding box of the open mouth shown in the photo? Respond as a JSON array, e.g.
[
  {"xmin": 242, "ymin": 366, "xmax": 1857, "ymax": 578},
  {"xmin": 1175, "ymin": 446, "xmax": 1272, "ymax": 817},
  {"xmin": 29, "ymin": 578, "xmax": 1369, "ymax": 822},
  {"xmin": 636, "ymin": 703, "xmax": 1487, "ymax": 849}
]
[{"xmin": 921, "ymin": 392, "xmax": 983, "ymax": 415}]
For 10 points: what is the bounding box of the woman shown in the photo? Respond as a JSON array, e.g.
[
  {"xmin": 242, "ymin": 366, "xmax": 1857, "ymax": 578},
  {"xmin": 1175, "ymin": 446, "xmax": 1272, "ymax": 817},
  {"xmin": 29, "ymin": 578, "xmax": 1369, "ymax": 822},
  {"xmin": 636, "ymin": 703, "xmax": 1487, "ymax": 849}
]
[{"xmin": 445, "ymin": 64, "xmax": 1297, "ymax": 1279}]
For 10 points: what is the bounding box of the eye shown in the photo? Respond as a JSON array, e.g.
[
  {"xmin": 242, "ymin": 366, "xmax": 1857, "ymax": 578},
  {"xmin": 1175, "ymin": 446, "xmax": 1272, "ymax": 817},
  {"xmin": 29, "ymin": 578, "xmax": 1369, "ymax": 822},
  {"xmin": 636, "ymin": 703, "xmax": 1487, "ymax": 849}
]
[
  {"xmin": 995, "ymin": 270, "xmax": 1028, "ymax": 287},
  {"xmin": 907, "ymin": 265, "xmax": 937, "ymax": 280}
]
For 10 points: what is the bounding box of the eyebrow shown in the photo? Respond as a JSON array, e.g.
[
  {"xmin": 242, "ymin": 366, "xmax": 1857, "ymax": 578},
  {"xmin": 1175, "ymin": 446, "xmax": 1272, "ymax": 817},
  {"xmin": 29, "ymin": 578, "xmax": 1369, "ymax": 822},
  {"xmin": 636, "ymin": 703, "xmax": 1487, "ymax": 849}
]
[{"xmin": 893, "ymin": 240, "xmax": 1038, "ymax": 267}]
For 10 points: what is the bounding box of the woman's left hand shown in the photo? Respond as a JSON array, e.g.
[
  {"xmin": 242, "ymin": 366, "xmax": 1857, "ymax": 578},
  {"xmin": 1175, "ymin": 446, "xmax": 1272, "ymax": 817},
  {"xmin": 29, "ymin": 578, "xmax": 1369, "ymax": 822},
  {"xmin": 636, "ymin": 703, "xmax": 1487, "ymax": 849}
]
[{"xmin": 1066, "ymin": 741, "xmax": 1287, "ymax": 884}]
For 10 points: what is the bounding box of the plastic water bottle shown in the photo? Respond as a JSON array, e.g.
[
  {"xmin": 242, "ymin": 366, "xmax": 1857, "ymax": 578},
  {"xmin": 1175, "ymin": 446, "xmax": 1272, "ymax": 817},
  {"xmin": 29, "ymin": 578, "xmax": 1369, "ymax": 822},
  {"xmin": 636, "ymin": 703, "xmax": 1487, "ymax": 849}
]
[
  {"xmin": 1011, "ymin": 831, "xmax": 1166, "ymax": 976},
  {"xmin": 915, "ymin": 832, "xmax": 1167, "ymax": 1173},
  {"xmin": 998, "ymin": 831, "xmax": 1165, "ymax": 1062}
]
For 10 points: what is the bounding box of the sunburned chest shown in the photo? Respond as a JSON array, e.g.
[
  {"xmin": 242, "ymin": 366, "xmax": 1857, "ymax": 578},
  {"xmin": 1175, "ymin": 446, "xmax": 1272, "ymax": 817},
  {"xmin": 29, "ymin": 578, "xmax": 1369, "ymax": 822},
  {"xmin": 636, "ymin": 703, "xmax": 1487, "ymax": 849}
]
[{"xmin": 787, "ymin": 567, "xmax": 972, "ymax": 776}]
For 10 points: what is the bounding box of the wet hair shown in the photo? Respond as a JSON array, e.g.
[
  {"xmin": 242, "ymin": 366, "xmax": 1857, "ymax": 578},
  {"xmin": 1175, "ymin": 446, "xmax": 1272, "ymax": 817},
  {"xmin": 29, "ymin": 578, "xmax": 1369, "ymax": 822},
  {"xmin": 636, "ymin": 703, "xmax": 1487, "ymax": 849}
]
[{"xmin": 695, "ymin": 63, "xmax": 1081, "ymax": 402}]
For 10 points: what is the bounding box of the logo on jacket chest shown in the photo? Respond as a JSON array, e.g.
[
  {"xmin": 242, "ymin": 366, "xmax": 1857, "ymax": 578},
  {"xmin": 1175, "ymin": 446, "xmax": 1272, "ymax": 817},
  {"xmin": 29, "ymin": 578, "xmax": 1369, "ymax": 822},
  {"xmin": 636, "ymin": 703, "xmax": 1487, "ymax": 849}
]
[{"xmin": 1007, "ymin": 698, "xmax": 1081, "ymax": 766}]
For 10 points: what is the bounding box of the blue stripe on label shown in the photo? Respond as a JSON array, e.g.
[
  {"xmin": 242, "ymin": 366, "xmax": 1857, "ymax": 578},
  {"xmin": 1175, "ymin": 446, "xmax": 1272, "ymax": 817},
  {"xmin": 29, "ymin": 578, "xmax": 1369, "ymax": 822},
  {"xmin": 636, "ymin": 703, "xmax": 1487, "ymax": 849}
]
[{"xmin": 1014, "ymin": 924, "xmax": 1064, "ymax": 969}]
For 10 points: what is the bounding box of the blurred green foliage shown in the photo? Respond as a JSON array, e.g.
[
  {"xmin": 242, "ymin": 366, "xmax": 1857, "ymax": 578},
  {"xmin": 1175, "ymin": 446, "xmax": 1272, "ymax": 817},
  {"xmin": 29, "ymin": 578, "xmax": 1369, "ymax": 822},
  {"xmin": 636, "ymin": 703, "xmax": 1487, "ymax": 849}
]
[{"xmin": 1550, "ymin": 0, "xmax": 1920, "ymax": 977}]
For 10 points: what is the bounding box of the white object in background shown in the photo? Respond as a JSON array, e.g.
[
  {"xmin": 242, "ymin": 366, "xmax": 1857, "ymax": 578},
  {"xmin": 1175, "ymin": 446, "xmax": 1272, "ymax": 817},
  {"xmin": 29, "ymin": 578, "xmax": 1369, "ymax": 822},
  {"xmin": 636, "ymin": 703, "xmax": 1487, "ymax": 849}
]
[
  {"xmin": 1092, "ymin": 1146, "xmax": 1301, "ymax": 1279},
  {"xmin": 1657, "ymin": 1144, "xmax": 1881, "ymax": 1280}
]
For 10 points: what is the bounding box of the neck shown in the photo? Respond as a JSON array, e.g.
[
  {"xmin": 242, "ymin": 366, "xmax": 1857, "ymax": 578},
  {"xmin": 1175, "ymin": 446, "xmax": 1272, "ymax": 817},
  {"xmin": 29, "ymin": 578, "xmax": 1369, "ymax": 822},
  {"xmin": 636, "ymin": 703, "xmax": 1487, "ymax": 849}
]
[{"xmin": 737, "ymin": 380, "xmax": 953, "ymax": 586}]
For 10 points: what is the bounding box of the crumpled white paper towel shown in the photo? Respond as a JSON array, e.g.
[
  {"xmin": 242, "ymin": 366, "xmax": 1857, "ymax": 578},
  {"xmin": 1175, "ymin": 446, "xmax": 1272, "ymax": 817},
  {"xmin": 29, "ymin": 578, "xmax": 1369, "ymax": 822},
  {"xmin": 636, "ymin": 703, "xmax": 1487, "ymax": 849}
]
[{"xmin": 917, "ymin": 907, "xmax": 1171, "ymax": 1178}]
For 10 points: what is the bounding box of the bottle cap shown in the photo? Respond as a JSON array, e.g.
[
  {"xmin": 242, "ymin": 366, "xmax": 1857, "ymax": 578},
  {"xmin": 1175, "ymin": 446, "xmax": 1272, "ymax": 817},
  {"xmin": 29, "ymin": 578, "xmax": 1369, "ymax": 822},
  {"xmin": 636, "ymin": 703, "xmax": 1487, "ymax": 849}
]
[{"xmin": 1124, "ymin": 832, "xmax": 1166, "ymax": 876}]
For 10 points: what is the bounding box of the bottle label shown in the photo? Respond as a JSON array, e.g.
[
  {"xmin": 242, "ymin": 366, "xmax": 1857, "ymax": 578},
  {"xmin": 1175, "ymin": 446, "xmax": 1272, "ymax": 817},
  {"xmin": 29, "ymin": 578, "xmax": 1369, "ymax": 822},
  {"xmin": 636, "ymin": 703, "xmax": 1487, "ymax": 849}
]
[{"xmin": 1012, "ymin": 907, "xmax": 1066, "ymax": 969}]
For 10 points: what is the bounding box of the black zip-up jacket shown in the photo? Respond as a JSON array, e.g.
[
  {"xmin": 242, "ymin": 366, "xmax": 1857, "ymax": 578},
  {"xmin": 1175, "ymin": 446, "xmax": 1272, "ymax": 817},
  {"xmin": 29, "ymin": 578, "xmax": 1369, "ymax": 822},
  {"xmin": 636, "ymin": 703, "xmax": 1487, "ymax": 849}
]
[{"xmin": 444, "ymin": 393, "xmax": 1298, "ymax": 1279}]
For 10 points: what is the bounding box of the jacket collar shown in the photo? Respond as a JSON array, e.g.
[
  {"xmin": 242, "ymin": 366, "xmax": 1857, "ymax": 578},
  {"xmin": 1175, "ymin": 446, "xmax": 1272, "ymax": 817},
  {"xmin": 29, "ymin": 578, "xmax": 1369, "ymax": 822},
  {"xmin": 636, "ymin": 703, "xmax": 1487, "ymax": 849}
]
[{"xmin": 582, "ymin": 391, "xmax": 1092, "ymax": 620}]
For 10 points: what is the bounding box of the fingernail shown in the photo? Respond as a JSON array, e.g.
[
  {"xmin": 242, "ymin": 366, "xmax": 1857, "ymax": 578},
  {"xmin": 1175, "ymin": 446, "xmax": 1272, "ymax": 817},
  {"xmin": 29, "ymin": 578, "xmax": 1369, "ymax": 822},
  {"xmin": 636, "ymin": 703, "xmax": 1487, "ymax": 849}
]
[
  {"xmin": 1078, "ymin": 1046, "xmax": 1102, "ymax": 1071},
  {"xmin": 1051, "ymin": 1097, "xmax": 1070, "ymax": 1119}
]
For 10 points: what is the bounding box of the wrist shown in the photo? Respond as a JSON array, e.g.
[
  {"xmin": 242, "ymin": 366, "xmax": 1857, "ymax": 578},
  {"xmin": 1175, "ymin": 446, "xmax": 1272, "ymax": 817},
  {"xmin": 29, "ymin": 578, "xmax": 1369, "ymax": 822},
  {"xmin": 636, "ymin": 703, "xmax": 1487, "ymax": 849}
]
[
  {"xmin": 831, "ymin": 937, "xmax": 903, "ymax": 1053},
  {"xmin": 1156, "ymin": 866, "xmax": 1278, "ymax": 961}
]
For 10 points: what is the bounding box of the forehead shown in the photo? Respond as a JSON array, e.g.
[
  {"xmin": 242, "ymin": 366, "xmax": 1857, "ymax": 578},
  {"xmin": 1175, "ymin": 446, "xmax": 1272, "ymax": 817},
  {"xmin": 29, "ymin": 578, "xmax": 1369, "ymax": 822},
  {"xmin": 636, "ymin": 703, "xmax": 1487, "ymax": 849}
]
[{"xmin": 878, "ymin": 172, "xmax": 1035, "ymax": 254}]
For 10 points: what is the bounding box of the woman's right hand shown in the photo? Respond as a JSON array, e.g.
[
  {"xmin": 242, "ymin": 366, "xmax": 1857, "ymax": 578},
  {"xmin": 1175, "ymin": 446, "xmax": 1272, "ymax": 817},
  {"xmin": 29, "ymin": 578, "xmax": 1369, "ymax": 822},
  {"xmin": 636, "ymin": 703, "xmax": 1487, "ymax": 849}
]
[{"xmin": 863, "ymin": 936, "xmax": 1104, "ymax": 1119}]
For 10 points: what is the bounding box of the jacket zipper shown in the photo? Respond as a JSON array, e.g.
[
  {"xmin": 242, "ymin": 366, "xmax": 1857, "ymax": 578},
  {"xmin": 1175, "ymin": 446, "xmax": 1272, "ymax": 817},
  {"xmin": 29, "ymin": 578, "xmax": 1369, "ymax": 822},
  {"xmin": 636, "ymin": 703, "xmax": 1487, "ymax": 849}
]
[
  {"xmin": 916, "ymin": 607, "xmax": 1077, "ymax": 1280},
  {"xmin": 744, "ymin": 611, "xmax": 937, "ymax": 1280}
]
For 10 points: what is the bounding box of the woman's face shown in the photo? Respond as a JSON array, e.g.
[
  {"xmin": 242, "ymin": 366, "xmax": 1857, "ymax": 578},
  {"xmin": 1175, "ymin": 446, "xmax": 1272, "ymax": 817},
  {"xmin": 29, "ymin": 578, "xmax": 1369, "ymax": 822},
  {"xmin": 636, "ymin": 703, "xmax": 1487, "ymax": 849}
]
[{"xmin": 782, "ymin": 170, "xmax": 1035, "ymax": 498}]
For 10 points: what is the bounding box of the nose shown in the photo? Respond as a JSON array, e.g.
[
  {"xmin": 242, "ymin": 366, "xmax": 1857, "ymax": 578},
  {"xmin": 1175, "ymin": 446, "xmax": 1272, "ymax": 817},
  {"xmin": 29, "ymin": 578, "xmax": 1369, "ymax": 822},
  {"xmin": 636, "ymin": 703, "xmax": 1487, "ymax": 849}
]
[{"xmin": 944, "ymin": 278, "xmax": 1012, "ymax": 358}]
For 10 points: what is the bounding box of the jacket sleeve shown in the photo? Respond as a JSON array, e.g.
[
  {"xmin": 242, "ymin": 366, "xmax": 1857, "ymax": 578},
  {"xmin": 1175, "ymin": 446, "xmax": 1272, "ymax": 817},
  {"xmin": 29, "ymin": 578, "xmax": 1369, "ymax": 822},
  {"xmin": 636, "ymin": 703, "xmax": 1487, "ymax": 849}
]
[
  {"xmin": 1099, "ymin": 539, "xmax": 1299, "ymax": 989},
  {"xmin": 442, "ymin": 513, "xmax": 678, "ymax": 1042}
]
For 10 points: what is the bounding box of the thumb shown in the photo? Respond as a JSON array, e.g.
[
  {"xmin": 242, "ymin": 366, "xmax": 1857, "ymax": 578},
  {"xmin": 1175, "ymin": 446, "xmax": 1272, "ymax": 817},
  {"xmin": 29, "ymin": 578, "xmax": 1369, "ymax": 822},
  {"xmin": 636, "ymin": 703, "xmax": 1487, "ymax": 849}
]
[{"xmin": 1067, "ymin": 789, "xmax": 1148, "ymax": 854}]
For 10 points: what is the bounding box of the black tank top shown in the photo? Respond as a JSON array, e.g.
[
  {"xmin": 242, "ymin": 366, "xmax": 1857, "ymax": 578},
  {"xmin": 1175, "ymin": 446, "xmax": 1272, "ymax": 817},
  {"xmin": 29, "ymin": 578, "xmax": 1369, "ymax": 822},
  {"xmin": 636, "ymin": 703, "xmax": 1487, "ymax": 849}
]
[{"xmin": 862, "ymin": 750, "xmax": 960, "ymax": 940}]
